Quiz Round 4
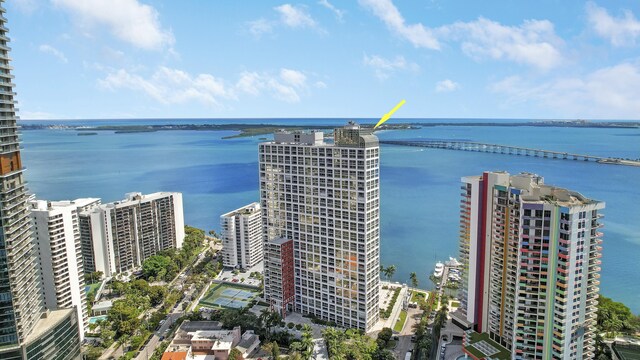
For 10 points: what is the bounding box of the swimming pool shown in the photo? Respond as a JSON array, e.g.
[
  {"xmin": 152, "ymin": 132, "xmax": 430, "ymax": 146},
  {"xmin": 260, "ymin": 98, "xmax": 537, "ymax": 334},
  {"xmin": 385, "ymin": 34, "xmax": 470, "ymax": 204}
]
[{"xmin": 89, "ymin": 315, "xmax": 108, "ymax": 324}]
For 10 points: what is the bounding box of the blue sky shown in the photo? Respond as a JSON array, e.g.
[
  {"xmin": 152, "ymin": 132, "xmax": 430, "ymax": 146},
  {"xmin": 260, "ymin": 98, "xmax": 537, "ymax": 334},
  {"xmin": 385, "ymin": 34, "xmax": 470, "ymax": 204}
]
[{"xmin": 6, "ymin": 0, "xmax": 640, "ymax": 119}]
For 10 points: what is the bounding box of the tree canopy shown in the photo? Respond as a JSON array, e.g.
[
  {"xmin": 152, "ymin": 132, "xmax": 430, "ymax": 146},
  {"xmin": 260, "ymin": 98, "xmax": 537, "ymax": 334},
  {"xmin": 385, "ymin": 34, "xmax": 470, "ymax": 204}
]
[{"xmin": 597, "ymin": 295, "xmax": 640, "ymax": 337}]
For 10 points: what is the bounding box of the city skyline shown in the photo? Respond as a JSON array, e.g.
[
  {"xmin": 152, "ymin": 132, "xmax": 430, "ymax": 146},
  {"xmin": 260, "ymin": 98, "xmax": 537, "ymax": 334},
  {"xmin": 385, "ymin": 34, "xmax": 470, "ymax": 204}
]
[{"xmin": 5, "ymin": 0, "xmax": 640, "ymax": 120}]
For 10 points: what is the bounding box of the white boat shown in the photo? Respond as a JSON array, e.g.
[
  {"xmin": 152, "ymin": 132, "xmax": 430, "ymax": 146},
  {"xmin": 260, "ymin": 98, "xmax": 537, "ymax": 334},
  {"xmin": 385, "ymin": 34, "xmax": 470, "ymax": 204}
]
[{"xmin": 433, "ymin": 262, "xmax": 444, "ymax": 277}]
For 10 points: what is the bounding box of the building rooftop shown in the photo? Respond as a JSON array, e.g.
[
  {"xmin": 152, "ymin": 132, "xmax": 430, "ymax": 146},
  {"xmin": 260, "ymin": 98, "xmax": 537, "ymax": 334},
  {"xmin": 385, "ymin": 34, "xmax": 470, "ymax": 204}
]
[
  {"xmin": 24, "ymin": 309, "xmax": 76, "ymax": 345},
  {"xmin": 178, "ymin": 321, "xmax": 223, "ymax": 332},
  {"xmin": 235, "ymin": 330, "xmax": 260, "ymax": 354},
  {"xmin": 92, "ymin": 300, "xmax": 112, "ymax": 312},
  {"xmin": 220, "ymin": 202, "xmax": 261, "ymax": 218},
  {"xmin": 29, "ymin": 197, "xmax": 102, "ymax": 212},
  {"xmin": 265, "ymin": 122, "xmax": 379, "ymax": 148},
  {"xmin": 161, "ymin": 352, "xmax": 188, "ymax": 360},
  {"xmin": 108, "ymin": 192, "xmax": 180, "ymax": 207},
  {"xmin": 463, "ymin": 331, "xmax": 511, "ymax": 360},
  {"xmin": 466, "ymin": 171, "xmax": 602, "ymax": 207},
  {"xmin": 268, "ymin": 237, "xmax": 292, "ymax": 245}
]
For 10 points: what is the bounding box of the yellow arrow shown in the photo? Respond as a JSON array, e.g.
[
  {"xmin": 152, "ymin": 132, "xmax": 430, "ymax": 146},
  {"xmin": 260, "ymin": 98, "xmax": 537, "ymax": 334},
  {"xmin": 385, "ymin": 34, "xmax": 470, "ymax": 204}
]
[{"xmin": 374, "ymin": 99, "xmax": 406, "ymax": 129}]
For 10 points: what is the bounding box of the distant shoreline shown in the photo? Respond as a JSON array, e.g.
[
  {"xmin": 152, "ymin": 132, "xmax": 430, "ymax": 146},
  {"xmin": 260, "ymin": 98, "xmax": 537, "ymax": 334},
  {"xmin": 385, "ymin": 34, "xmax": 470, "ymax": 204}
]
[{"xmin": 19, "ymin": 121, "xmax": 640, "ymax": 139}]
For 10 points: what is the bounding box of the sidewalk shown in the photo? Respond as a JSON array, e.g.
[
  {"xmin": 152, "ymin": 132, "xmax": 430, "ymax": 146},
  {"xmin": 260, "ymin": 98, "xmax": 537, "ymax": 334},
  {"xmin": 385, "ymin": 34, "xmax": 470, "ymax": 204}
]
[{"xmin": 370, "ymin": 282, "xmax": 408, "ymax": 333}]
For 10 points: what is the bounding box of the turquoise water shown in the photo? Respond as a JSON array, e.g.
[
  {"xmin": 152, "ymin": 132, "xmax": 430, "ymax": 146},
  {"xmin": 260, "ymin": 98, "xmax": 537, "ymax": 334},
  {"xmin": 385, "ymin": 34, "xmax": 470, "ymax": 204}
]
[
  {"xmin": 89, "ymin": 315, "xmax": 108, "ymax": 324},
  {"xmin": 19, "ymin": 119, "xmax": 640, "ymax": 312}
]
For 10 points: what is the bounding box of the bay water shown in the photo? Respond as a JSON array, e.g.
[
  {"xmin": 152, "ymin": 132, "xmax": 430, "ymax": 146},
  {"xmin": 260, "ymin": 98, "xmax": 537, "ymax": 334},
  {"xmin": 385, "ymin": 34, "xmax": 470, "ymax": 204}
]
[{"xmin": 19, "ymin": 119, "xmax": 640, "ymax": 312}]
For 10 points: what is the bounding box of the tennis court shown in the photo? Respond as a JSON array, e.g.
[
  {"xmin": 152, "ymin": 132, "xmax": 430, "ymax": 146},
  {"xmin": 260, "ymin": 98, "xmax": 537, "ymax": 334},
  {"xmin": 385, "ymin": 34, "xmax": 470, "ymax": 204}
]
[
  {"xmin": 199, "ymin": 283, "xmax": 259, "ymax": 309},
  {"xmin": 614, "ymin": 342, "xmax": 640, "ymax": 360}
]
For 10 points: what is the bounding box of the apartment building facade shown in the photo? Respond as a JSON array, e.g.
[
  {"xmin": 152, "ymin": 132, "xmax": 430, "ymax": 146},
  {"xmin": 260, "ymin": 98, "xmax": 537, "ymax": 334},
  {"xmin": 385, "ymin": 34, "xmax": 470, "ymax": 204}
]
[
  {"xmin": 456, "ymin": 171, "xmax": 604, "ymax": 359},
  {"xmin": 259, "ymin": 122, "xmax": 381, "ymax": 331},
  {"xmin": 80, "ymin": 192, "xmax": 185, "ymax": 276},
  {"xmin": 0, "ymin": 2, "xmax": 82, "ymax": 358},
  {"xmin": 220, "ymin": 202, "xmax": 263, "ymax": 269},
  {"xmin": 29, "ymin": 200, "xmax": 96, "ymax": 340}
]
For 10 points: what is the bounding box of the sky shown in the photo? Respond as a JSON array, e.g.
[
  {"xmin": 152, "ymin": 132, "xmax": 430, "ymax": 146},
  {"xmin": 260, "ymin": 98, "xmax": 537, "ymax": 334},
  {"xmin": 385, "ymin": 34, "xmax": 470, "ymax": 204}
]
[{"xmin": 6, "ymin": 0, "xmax": 640, "ymax": 120}]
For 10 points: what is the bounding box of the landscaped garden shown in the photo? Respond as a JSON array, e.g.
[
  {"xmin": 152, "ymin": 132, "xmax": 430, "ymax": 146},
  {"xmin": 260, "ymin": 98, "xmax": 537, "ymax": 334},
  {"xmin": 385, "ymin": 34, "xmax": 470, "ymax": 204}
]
[
  {"xmin": 393, "ymin": 310, "xmax": 407, "ymax": 332},
  {"xmin": 465, "ymin": 332, "xmax": 511, "ymax": 360}
]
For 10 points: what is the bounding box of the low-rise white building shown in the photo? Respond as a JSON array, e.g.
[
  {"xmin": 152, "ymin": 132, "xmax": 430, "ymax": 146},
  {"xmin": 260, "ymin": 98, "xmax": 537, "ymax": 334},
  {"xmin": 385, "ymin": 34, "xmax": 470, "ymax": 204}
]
[
  {"xmin": 220, "ymin": 202, "xmax": 262, "ymax": 269},
  {"xmin": 164, "ymin": 321, "xmax": 260, "ymax": 360}
]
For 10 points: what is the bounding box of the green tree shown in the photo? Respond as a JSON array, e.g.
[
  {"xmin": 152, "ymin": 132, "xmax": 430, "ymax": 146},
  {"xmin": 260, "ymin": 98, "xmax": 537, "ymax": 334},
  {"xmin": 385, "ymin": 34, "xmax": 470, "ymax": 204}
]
[
  {"xmin": 85, "ymin": 271, "xmax": 104, "ymax": 284},
  {"xmin": 410, "ymin": 272, "xmax": 419, "ymax": 288},
  {"xmin": 594, "ymin": 333, "xmax": 612, "ymax": 359},
  {"xmin": 148, "ymin": 286, "xmax": 168, "ymax": 307},
  {"xmin": 85, "ymin": 346, "xmax": 104, "ymax": 360},
  {"xmin": 377, "ymin": 327, "xmax": 392, "ymax": 346},
  {"xmin": 142, "ymin": 255, "xmax": 178, "ymax": 282},
  {"xmin": 597, "ymin": 295, "xmax": 637, "ymax": 337},
  {"xmin": 259, "ymin": 308, "xmax": 282, "ymax": 341},
  {"xmin": 108, "ymin": 297, "xmax": 144, "ymax": 337},
  {"xmin": 228, "ymin": 347, "xmax": 244, "ymax": 360},
  {"xmin": 385, "ymin": 265, "xmax": 396, "ymax": 281},
  {"xmin": 100, "ymin": 327, "xmax": 115, "ymax": 347},
  {"xmin": 262, "ymin": 342, "xmax": 281, "ymax": 359}
]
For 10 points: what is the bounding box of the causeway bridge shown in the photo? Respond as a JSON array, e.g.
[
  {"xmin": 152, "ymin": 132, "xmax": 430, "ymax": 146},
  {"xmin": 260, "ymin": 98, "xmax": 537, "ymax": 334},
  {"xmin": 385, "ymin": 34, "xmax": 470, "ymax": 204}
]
[{"xmin": 380, "ymin": 140, "xmax": 640, "ymax": 167}]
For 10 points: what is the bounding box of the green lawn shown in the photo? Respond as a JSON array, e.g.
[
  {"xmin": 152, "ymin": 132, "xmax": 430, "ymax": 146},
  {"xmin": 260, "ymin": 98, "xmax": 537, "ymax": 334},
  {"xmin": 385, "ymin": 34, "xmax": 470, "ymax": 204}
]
[
  {"xmin": 451, "ymin": 301, "xmax": 460, "ymax": 307},
  {"xmin": 85, "ymin": 282, "xmax": 101, "ymax": 298},
  {"xmin": 411, "ymin": 291, "xmax": 427, "ymax": 303},
  {"xmin": 394, "ymin": 310, "xmax": 408, "ymax": 332},
  {"xmin": 465, "ymin": 332, "xmax": 511, "ymax": 360}
]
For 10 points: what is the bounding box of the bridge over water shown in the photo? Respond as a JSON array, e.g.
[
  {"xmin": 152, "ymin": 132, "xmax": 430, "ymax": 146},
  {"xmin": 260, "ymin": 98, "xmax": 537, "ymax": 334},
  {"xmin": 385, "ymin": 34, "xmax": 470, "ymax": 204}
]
[{"xmin": 380, "ymin": 140, "xmax": 640, "ymax": 167}]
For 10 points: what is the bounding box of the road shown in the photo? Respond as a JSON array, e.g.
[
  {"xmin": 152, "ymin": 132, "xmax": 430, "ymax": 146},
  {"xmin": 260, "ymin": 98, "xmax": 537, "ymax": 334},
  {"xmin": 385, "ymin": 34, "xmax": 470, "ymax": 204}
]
[
  {"xmin": 393, "ymin": 306, "xmax": 423, "ymax": 359},
  {"xmin": 135, "ymin": 245, "xmax": 213, "ymax": 360}
]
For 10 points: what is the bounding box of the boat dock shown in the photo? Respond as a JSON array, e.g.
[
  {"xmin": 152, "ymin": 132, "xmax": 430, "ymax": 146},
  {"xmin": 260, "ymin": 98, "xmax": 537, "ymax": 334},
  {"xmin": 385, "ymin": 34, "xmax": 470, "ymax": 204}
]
[{"xmin": 380, "ymin": 140, "xmax": 640, "ymax": 167}]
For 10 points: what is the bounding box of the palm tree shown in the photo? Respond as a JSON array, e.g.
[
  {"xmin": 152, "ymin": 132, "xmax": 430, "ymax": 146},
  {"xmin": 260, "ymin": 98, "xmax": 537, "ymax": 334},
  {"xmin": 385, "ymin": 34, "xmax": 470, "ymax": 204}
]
[
  {"xmin": 410, "ymin": 272, "xmax": 418, "ymax": 288},
  {"xmin": 322, "ymin": 327, "xmax": 343, "ymax": 357},
  {"xmin": 259, "ymin": 308, "xmax": 281, "ymax": 341},
  {"xmin": 386, "ymin": 265, "xmax": 396, "ymax": 281}
]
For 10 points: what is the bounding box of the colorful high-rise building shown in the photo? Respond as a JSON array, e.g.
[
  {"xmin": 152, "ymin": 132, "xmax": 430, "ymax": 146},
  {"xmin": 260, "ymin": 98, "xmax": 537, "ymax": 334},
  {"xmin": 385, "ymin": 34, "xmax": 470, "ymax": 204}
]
[
  {"xmin": 0, "ymin": 2, "xmax": 82, "ymax": 358},
  {"xmin": 220, "ymin": 202, "xmax": 263, "ymax": 269},
  {"xmin": 259, "ymin": 122, "xmax": 381, "ymax": 331},
  {"xmin": 454, "ymin": 171, "xmax": 604, "ymax": 359}
]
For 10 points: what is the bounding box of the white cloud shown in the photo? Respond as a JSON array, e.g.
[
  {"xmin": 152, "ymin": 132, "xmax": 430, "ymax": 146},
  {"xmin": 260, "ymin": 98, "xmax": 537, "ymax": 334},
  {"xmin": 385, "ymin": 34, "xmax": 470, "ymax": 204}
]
[
  {"xmin": 439, "ymin": 18, "xmax": 565, "ymax": 71},
  {"xmin": 491, "ymin": 61, "xmax": 640, "ymax": 119},
  {"xmin": 360, "ymin": 0, "xmax": 564, "ymax": 70},
  {"xmin": 318, "ymin": 0, "xmax": 345, "ymax": 21},
  {"xmin": 280, "ymin": 68, "xmax": 307, "ymax": 87},
  {"xmin": 248, "ymin": 19, "xmax": 274, "ymax": 37},
  {"xmin": 363, "ymin": 54, "xmax": 418, "ymax": 79},
  {"xmin": 38, "ymin": 44, "xmax": 68, "ymax": 63},
  {"xmin": 314, "ymin": 81, "xmax": 327, "ymax": 89},
  {"xmin": 358, "ymin": 0, "xmax": 440, "ymax": 50},
  {"xmin": 100, "ymin": 67, "xmax": 312, "ymax": 105},
  {"xmin": 98, "ymin": 67, "xmax": 234, "ymax": 106},
  {"xmin": 52, "ymin": 0, "xmax": 174, "ymax": 50},
  {"xmin": 275, "ymin": 4, "xmax": 317, "ymax": 29},
  {"xmin": 586, "ymin": 2, "xmax": 640, "ymax": 47},
  {"xmin": 248, "ymin": 4, "xmax": 324, "ymax": 36},
  {"xmin": 435, "ymin": 79, "xmax": 459, "ymax": 92},
  {"xmin": 237, "ymin": 69, "xmax": 309, "ymax": 103}
]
